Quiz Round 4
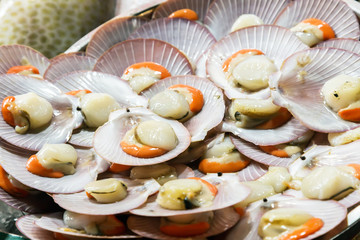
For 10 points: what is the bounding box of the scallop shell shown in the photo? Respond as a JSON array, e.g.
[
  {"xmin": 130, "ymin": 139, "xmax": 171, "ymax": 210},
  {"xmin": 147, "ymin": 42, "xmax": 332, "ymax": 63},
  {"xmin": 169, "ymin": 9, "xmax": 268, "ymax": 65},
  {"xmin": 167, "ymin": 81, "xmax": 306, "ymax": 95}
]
[
  {"xmin": 127, "ymin": 207, "xmax": 239, "ymax": 240},
  {"xmin": 0, "ymin": 141, "xmax": 108, "ymax": 194},
  {"xmin": 141, "ymin": 75, "xmax": 225, "ymax": 142},
  {"xmin": 224, "ymin": 197, "xmax": 347, "ymax": 240},
  {"xmin": 130, "ymin": 174, "xmax": 251, "ymax": 217},
  {"xmin": 86, "ymin": 17, "xmax": 149, "ymax": 59},
  {"xmin": 206, "ymin": 25, "xmax": 309, "ymax": 99},
  {"xmin": 343, "ymin": 0, "xmax": 360, "ymax": 18},
  {"xmin": 195, "ymin": 49, "xmax": 209, "ymax": 78},
  {"xmin": 204, "ymin": 0, "xmax": 290, "ymax": 40},
  {"xmin": 17, "ymin": 214, "xmax": 60, "ymax": 240},
  {"xmin": 221, "ymin": 117, "xmax": 310, "ymax": 146},
  {"xmin": 0, "ymin": 187, "xmax": 59, "ymax": 213},
  {"xmin": 274, "ymin": 0, "xmax": 360, "ymax": 39},
  {"xmin": 52, "ymin": 178, "xmax": 160, "ymax": 215},
  {"xmin": 93, "ymin": 107, "xmax": 191, "ymax": 166},
  {"xmin": 128, "ymin": 18, "xmax": 216, "ymax": 64},
  {"xmin": 35, "ymin": 212, "xmax": 141, "ymax": 239},
  {"xmin": 0, "ymin": 74, "xmax": 82, "ymax": 151},
  {"xmin": 316, "ymin": 38, "xmax": 360, "ymax": 53},
  {"xmin": 0, "ymin": 44, "xmax": 50, "ymax": 76},
  {"xmin": 152, "ymin": 0, "xmax": 213, "ymax": 22},
  {"xmin": 230, "ymin": 135, "xmax": 295, "ymax": 167},
  {"xmin": 44, "ymin": 53, "xmax": 97, "ymax": 83},
  {"xmin": 270, "ymin": 48, "xmax": 360, "ymax": 133},
  {"xmin": 237, "ymin": 161, "xmax": 268, "ymax": 182},
  {"xmin": 93, "ymin": 38, "xmax": 193, "ymax": 79}
]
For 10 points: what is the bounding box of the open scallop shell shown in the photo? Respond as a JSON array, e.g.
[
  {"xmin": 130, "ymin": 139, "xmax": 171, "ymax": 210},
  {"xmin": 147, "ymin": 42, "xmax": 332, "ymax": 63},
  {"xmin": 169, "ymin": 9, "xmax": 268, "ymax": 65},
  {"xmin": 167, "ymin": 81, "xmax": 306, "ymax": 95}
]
[
  {"xmin": 0, "ymin": 141, "xmax": 108, "ymax": 194},
  {"xmin": 0, "ymin": 74, "xmax": 82, "ymax": 151},
  {"xmin": 230, "ymin": 135, "xmax": 295, "ymax": 167},
  {"xmin": 93, "ymin": 107, "xmax": 191, "ymax": 166},
  {"xmin": 224, "ymin": 197, "xmax": 347, "ymax": 240},
  {"xmin": 34, "ymin": 212, "xmax": 141, "ymax": 239},
  {"xmin": 93, "ymin": 38, "xmax": 193, "ymax": 80},
  {"xmin": 127, "ymin": 207, "xmax": 239, "ymax": 240},
  {"xmin": 130, "ymin": 174, "xmax": 251, "ymax": 217},
  {"xmin": 17, "ymin": 214, "xmax": 60, "ymax": 240},
  {"xmin": 316, "ymin": 38, "xmax": 360, "ymax": 53},
  {"xmin": 204, "ymin": 0, "xmax": 290, "ymax": 40},
  {"xmin": 128, "ymin": 18, "xmax": 216, "ymax": 65},
  {"xmin": 221, "ymin": 117, "xmax": 309, "ymax": 146},
  {"xmin": 274, "ymin": 0, "xmax": 360, "ymax": 40},
  {"xmin": 52, "ymin": 178, "xmax": 160, "ymax": 215},
  {"xmin": 86, "ymin": 17, "xmax": 149, "ymax": 59},
  {"xmin": 141, "ymin": 75, "xmax": 225, "ymax": 142},
  {"xmin": 152, "ymin": 0, "xmax": 212, "ymax": 22},
  {"xmin": 237, "ymin": 161, "xmax": 268, "ymax": 182},
  {"xmin": 0, "ymin": 44, "xmax": 50, "ymax": 76},
  {"xmin": 270, "ymin": 48, "xmax": 360, "ymax": 133},
  {"xmin": 44, "ymin": 53, "xmax": 97, "ymax": 83},
  {"xmin": 0, "ymin": 187, "xmax": 59, "ymax": 214},
  {"xmin": 206, "ymin": 25, "xmax": 309, "ymax": 99}
]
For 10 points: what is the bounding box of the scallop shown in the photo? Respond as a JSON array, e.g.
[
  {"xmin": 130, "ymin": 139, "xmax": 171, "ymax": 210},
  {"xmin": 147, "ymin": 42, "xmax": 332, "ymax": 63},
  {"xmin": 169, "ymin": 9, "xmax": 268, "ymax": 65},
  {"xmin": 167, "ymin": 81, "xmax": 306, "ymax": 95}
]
[
  {"xmin": 204, "ymin": 0, "xmax": 290, "ymax": 40},
  {"xmin": 270, "ymin": 48, "xmax": 360, "ymax": 132},
  {"xmin": 316, "ymin": 38, "xmax": 360, "ymax": 53},
  {"xmin": 0, "ymin": 74, "xmax": 82, "ymax": 151},
  {"xmin": 86, "ymin": 16, "xmax": 149, "ymax": 59},
  {"xmin": 141, "ymin": 75, "xmax": 225, "ymax": 142},
  {"xmin": 93, "ymin": 107, "xmax": 191, "ymax": 166},
  {"xmin": 206, "ymin": 25, "xmax": 308, "ymax": 99}
]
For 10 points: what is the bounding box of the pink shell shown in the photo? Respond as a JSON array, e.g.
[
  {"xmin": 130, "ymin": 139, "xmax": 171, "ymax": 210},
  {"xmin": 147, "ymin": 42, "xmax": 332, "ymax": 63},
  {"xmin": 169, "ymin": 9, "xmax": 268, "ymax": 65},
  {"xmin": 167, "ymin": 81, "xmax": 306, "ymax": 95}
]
[
  {"xmin": 206, "ymin": 25, "xmax": 309, "ymax": 99},
  {"xmin": 274, "ymin": 0, "xmax": 360, "ymax": 39},
  {"xmin": 44, "ymin": 53, "xmax": 96, "ymax": 83},
  {"xmin": 204, "ymin": 0, "xmax": 290, "ymax": 40},
  {"xmin": 86, "ymin": 17, "xmax": 149, "ymax": 59},
  {"xmin": 237, "ymin": 161, "xmax": 268, "ymax": 182},
  {"xmin": 93, "ymin": 38, "xmax": 193, "ymax": 79},
  {"xmin": 316, "ymin": 38, "xmax": 360, "ymax": 53},
  {"xmin": 128, "ymin": 18, "xmax": 216, "ymax": 64},
  {"xmin": 127, "ymin": 207, "xmax": 240, "ymax": 239},
  {"xmin": 52, "ymin": 178, "xmax": 160, "ymax": 215},
  {"xmin": 16, "ymin": 214, "xmax": 59, "ymax": 240},
  {"xmin": 270, "ymin": 48, "xmax": 360, "ymax": 133},
  {"xmin": 93, "ymin": 108, "xmax": 191, "ymax": 166},
  {"xmin": 0, "ymin": 44, "xmax": 50, "ymax": 76},
  {"xmin": 141, "ymin": 75, "xmax": 225, "ymax": 142},
  {"xmin": 130, "ymin": 174, "xmax": 251, "ymax": 217}
]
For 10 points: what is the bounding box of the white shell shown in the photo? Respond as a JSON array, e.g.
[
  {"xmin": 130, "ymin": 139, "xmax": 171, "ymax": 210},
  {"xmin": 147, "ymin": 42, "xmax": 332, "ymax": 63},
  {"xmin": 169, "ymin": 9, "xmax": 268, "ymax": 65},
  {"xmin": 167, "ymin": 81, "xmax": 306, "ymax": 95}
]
[
  {"xmin": 86, "ymin": 17, "xmax": 149, "ymax": 59},
  {"xmin": 0, "ymin": 142, "xmax": 108, "ymax": 194},
  {"xmin": 44, "ymin": 53, "xmax": 96, "ymax": 83},
  {"xmin": 93, "ymin": 38, "xmax": 193, "ymax": 79},
  {"xmin": 270, "ymin": 48, "xmax": 360, "ymax": 133},
  {"xmin": 316, "ymin": 38, "xmax": 360, "ymax": 53},
  {"xmin": 16, "ymin": 214, "xmax": 59, "ymax": 240},
  {"xmin": 52, "ymin": 178, "xmax": 160, "ymax": 215},
  {"xmin": 274, "ymin": 0, "xmax": 360, "ymax": 39},
  {"xmin": 0, "ymin": 74, "xmax": 81, "ymax": 151},
  {"xmin": 130, "ymin": 174, "xmax": 251, "ymax": 216},
  {"xmin": 141, "ymin": 75, "xmax": 225, "ymax": 142},
  {"xmin": 127, "ymin": 207, "xmax": 240, "ymax": 240},
  {"xmin": 237, "ymin": 161, "xmax": 268, "ymax": 182},
  {"xmin": 128, "ymin": 18, "xmax": 216, "ymax": 64},
  {"xmin": 93, "ymin": 108, "xmax": 191, "ymax": 166},
  {"xmin": 206, "ymin": 25, "xmax": 309, "ymax": 99},
  {"xmin": 0, "ymin": 44, "xmax": 50, "ymax": 76},
  {"xmin": 204, "ymin": 0, "xmax": 290, "ymax": 40}
]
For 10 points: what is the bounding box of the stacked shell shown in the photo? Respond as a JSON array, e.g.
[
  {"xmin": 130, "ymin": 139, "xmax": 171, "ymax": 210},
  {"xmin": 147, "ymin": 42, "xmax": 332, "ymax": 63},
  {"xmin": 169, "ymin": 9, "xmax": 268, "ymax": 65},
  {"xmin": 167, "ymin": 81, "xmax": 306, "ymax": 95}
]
[{"xmin": 0, "ymin": 0, "xmax": 359, "ymax": 239}]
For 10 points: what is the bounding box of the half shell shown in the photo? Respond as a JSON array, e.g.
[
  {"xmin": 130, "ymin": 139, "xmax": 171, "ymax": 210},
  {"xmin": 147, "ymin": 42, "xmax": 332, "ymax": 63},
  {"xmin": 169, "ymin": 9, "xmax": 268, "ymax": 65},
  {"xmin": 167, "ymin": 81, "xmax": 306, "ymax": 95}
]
[
  {"xmin": 0, "ymin": 141, "xmax": 108, "ymax": 194},
  {"xmin": 93, "ymin": 38, "xmax": 193, "ymax": 79},
  {"xmin": 86, "ymin": 17, "xmax": 149, "ymax": 59},
  {"xmin": 237, "ymin": 161, "xmax": 268, "ymax": 182},
  {"xmin": 270, "ymin": 48, "xmax": 360, "ymax": 133},
  {"xmin": 17, "ymin": 214, "xmax": 60, "ymax": 240},
  {"xmin": 0, "ymin": 74, "xmax": 81, "ymax": 151},
  {"xmin": 141, "ymin": 75, "xmax": 225, "ymax": 142},
  {"xmin": 93, "ymin": 107, "xmax": 191, "ymax": 166},
  {"xmin": 127, "ymin": 207, "xmax": 239, "ymax": 240},
  {"xmin": 316, "ymin": 38, "xmax": 360, "ymax": 53},
  {"xmin": 204, "ymin": 0, "xmax": 290, "ymax": 40},
  {"xmin": 206, "ymin": 25, "xmax": 309, "ymax": 99},
  {"xmin": 130, "ymin": 174, "xmax": 250, "ymax": 216},
  {"xmin": 128, "ymin": 18, "xmax": 216, "ymax": 65},
  {"xmin": 274, "ymin": 0, "xmax": 360, "ymax": 39}
]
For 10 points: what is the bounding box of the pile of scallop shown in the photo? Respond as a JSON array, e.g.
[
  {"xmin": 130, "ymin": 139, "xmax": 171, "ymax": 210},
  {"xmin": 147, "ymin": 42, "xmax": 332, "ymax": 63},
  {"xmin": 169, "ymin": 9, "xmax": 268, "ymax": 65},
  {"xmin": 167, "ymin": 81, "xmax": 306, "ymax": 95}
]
[{"xmin": 1, "ymin": 0, "xmax": 360, "ymax": 239}]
